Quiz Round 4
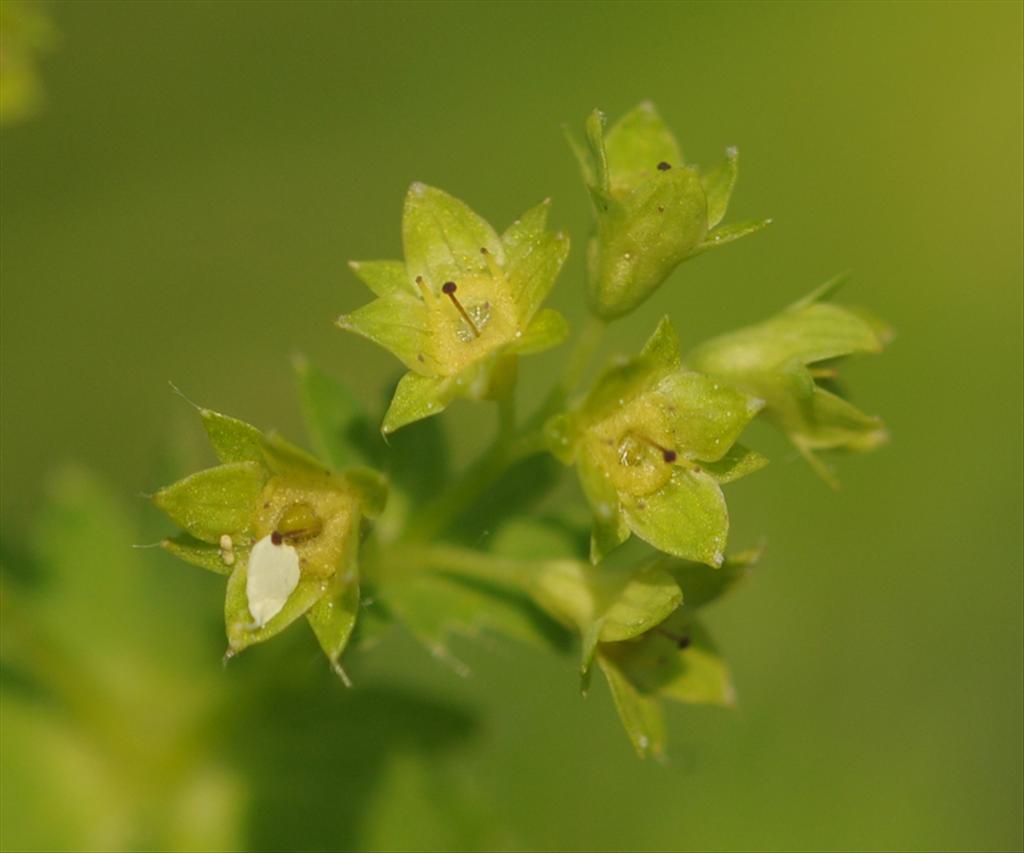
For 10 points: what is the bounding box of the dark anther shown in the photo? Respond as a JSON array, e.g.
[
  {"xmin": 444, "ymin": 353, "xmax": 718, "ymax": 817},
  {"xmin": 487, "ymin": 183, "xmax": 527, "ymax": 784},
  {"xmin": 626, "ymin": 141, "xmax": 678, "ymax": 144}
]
[
  {"xmin": 442, "ymin": 281, "xmax": 457, "ymax": 294},
  {"xmin": 662, "ymin": 449, "xmax": 678, "ymax": 463},
  {"xmin": 657, "ymin": 161, "xmax": 672, "ymax": 171},
  {"xmin": 480, "ymin": 247, "xmax": 489, "ymax": 255},
  {"xmin": 271, "ymin": 531, "xmax": 283, "ymax": 546}
]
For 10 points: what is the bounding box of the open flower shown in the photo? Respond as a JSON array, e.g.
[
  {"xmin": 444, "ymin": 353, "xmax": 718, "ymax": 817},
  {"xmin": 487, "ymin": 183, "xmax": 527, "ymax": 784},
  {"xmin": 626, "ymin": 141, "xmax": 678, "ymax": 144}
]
[
  {"xmin": 154, "ymin": 406, "xmax": 386, "ymax": 677},
  {"xmin": 338, "ymin": 183, "xmax": 570, "ymax": 434},
  {"xmin": 567, "ymin": 102, "xmax": 771, "ymax": 319},
  {"xmin": 685, "ymin": 277, "xmax": 890, "ymax": 486},
  {"xmin": 546, "ymin": 317, "xmax": 766, "ymax": 564}
]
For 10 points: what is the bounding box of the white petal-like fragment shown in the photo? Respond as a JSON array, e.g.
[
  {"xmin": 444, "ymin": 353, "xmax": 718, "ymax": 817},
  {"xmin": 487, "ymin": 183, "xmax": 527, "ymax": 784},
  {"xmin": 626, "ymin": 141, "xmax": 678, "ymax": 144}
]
[{"xmin": 246, "ymin": 534, "xmax": 301, "ymax": 627}]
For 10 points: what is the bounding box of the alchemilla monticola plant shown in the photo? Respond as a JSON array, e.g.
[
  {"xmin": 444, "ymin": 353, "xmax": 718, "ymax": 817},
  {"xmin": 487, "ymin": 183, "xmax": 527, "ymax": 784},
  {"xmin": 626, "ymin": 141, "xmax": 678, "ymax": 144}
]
[{"xmin": 153, "ymin": 102, "xmax": 890, "ymax": 757}]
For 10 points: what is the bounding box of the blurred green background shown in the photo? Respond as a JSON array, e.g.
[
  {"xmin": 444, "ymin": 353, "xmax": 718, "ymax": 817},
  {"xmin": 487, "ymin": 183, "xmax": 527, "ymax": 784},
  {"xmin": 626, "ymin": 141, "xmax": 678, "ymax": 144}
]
[{"xmin": 2, "ymin": 1, "xmax": 1021, "ymax": 850}]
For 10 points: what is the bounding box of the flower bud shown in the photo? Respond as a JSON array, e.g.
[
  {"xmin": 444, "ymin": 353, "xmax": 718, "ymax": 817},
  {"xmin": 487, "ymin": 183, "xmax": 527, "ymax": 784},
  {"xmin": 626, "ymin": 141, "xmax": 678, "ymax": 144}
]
[
  {"xmin": 567, "ymin": 102, "xmax": 770, "ymax": 319},
  {"xmin": 685, "ymin": 277, "xmax": 890, "ymax": 486}
]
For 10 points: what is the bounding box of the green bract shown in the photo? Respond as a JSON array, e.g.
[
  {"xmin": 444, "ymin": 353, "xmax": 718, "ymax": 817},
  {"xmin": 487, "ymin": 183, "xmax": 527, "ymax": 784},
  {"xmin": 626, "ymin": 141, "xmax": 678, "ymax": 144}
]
[
  {"xmin": 685, "ymin": 277, "xmax": 890, "ymax": 486},
  {"xmin": 567, "ymin": 102, "xmax": 771, "ymax": 320},
  {"xmin": 546, "ymin": 317, "xmax": 766, "ymax": 565},
  {"xmin": 153, "ymin": 406, "xmax": 386, "ymax": 675},
  {"xmin": 337, "ymin": 183, "xmax": 570, "ymax": 434}
]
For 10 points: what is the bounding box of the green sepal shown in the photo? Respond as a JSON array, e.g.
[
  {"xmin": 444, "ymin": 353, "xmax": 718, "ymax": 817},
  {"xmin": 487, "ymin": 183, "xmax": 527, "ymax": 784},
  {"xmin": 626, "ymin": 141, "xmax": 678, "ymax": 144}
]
[
  {"xmin": 603, "ymin": 101, "xmax": 682, "ymax": 188},
  {"xmin": 620, "ymin": 468, "xmax": 728, "ymax": 567},
  {"xmin": 695, "ymin": 218, "xmax": 772, "ymax": 254},
  {"xmin": 699, "ymin": 444, "xmax": 769, "ymax": 484},
  {"xmin": 336, "ymin": 293, "xmax": 429, "ymax": 373},
  {"xmin": 509, "ymin": 308, "xmax": 569, "ymax": 355},
  {"xmin": 381, "ymin": 371, "xmax": 459, "ymax": 436},
  {"xmin": 701, "ymin": 147, "xmax": 738, "ymax": 229},
  {"xmin": 501, "ymin": 200, "xmax": 571, "ymax": 319},
  {"xmin": 306, "ymin": 560, "xmax": 360, "ymax": 670},
  {"xmin": 654, "ymin": 370, "xmax": 764, "ymax": 462},
  {"xmin": 347, "ymin": 259, "xmax": 412, "ymax": 298},
  {"xmin": 597, "ymin": 653, "xmax": 666, "ymax": 759},
  {"xmin": 224, "ymin": 561, "xmax": 327, "ymax": 653},
  {"xmin": 402, "ymin": 182, "xmax": 504, "ymax": 288},
  {"xmin": 152, "ymin": 461, "xmax": 265, "ymax": 545},
  {"xmin": 201, "ymin": 409, "xmax": 266, "ymax": 466},
  {"xmin": 160, "ymin": 533, "xmax": 242, "ymax": 575}
]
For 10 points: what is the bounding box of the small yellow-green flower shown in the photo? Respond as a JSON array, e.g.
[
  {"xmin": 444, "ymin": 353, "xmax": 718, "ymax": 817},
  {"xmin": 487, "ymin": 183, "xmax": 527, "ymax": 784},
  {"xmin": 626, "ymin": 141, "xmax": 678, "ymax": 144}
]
[
  {"xmin": 546, "ymin": 317, "xmax": 766, "ymax": 565},
  {"xmin": 568, "ymin": 102, "xmax": 770, "ymax": 319},
  {"xmin": 338, "ymin": 183, "xmax": 570, "ymax": 434},
  {"xmin": 686, "ymin": 277, "xmax": 890, "ymax": 486},
  {"xmin": 153, "ymin": 407, "xmax": 386, "ymax": 675}
]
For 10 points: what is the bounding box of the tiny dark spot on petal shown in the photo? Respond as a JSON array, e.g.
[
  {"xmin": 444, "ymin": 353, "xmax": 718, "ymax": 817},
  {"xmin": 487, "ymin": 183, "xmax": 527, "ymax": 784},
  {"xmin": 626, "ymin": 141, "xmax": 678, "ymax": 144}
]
[
  {"xmin": 417, "ymin": 353, "xmax": 425, "ymax": 363},
  {"xmin": 657, "ymin": 205, "xmax": 665, "ymax": 213}
]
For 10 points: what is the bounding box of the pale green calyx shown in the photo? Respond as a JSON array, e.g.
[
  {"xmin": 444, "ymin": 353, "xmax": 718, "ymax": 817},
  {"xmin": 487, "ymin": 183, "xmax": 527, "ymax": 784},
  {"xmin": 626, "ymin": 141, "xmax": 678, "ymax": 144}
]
[
  {"xmin": 153, "ymin": 406, "xmax": 387, "ymax": 675},
  {"xmin": 567, "ymin": 101, "xmax": 770, "ymax": 320},
  {"xmin": 685, "ymin": 276, "xmax": 891, "ymax": 486},
  {"xmin": 546, "ymin": 317, "xmax": 767, "ymax": 565},
  {"xmin": 337, "ymin": 183, "xmax": 570, "ymax": 434}
]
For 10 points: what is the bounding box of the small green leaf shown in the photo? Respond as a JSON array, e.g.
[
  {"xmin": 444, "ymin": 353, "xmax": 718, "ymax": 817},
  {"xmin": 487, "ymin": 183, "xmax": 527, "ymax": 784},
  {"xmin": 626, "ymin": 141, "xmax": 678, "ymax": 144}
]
[
  {"xmin": 597, "ymin": 653, "xmax": 666, "ymax": 759},
  {"xmin": 293, "ymin": 357, "xmax": 376, "ymax": 469},
  {"xmin": 160, "ymin": 534, "xmax": 240, "ymax": 575},
  {"xmin": 381, "ymin": 371, "xmax": 458, "ymax": 435},
  {"xmin": 402, "ymin": 182, "xmax": 504, "ymax": 288},
  {"xmin": 153, "ymin": 462, "xmax": 265, "ymax": 544},
  {"xmin": 348, "ymin": 259, "xmax": 412, "ymax": 298},
  {"xmin": 510, "ymin": 308, "xmax": 569, "ymax": 355},
  {"xmin": 620, "ymin": 468, "xmax": 728, "ymax": 567},
  {"xmin": 701, "ymin": 147, "xmax": 738, "ymax": 229},
  {"xmin": 224, "ymin": 560, "xmax": 327, "ymax": 653},
  {"xmin": 382, "ymin": 572, "xmax": 563, "ymax": 668}
]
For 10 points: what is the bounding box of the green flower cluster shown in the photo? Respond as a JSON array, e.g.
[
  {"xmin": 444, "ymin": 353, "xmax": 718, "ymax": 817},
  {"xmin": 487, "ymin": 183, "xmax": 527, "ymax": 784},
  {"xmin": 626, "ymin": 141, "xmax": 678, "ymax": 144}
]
[{"xmin": 152, "ymin": 101, "xmax": 889, "ymax": 756}]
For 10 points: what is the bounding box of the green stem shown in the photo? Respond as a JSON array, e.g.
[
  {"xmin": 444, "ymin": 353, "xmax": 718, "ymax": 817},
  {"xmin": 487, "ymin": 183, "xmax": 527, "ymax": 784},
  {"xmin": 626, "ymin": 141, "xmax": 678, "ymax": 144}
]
[{"xmin": 402, "ymin": 317, "xmax": 604, "ymax": 543}]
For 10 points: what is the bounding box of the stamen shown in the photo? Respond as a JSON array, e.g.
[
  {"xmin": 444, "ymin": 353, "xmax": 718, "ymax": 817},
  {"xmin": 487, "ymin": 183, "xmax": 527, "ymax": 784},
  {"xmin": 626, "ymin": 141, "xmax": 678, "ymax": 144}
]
[
  {"xmin": 480, "ymin": 246, "xmax": 502, "ymax": 279},
  {"xmin": 442, "ymin": 281, "xmax": 480, "ymax": 338},
  {"xmin": 637, "ymin": 434, "xmax": 677, "ymax": 463},
  {"xmin": 657, "ymin": 161, "xmax": 672, "ymax": 171},
  {"xmin": 655, "ymin": 626, "xmax": 691, "ymax": 648}
]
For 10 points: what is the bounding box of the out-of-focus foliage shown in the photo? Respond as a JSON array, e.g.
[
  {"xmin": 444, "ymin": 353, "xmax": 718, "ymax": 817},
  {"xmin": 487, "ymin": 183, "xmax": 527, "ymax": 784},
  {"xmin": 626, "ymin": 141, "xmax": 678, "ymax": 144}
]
[
  {"xmin": 1, "ymin": 2, "xmax": 1020, "ymax": 851},
  {"xmin": 0, "ymin": 0, "xmax": 55, "ymax": 124}
]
